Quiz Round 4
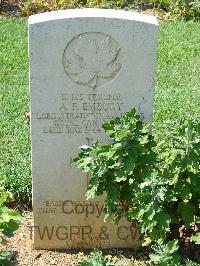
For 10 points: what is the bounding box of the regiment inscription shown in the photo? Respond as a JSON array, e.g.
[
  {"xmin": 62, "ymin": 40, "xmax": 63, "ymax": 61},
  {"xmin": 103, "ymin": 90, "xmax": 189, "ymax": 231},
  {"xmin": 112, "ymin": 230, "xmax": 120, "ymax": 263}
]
[{"xmin": 37, "ymin": 93, "xmax": 123, "ymax": 134}]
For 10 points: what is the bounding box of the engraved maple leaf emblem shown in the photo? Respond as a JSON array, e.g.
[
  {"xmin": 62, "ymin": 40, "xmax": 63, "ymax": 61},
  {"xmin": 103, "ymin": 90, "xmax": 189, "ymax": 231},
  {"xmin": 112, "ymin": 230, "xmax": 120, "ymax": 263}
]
[{"xmin": 63, "ymin": 33, "xmax": 122, "ymax": 88}]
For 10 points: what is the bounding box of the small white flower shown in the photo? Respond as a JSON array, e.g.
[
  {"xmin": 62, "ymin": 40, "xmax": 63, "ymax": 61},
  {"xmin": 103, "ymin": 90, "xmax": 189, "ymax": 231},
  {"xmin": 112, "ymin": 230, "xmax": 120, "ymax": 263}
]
[{"xmin": 79, "ymin": 145, "xmax": 90, "ymax": 150}]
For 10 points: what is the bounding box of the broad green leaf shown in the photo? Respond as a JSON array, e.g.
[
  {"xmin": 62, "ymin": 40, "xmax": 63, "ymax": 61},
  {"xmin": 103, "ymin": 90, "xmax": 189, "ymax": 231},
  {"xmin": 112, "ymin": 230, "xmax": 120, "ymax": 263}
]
[
  {"xmin": 167, "ymin": 240, "xmax": 179, "ymax": 254},
  {"xmin": 190, "ymin": 232, "xmax": 200, "ymax": 244},
  {"xmin": 6, "ymin": 210, "xmax": 21, "ymax": 221},
  {"xmin": 177, "ymin": 202, "xmax": 196, "ymax": 228},
  {"xmin": 142, "ymin": 237, "xmax": 152, "ymax": 246},
  {"xmin": 175, "ymin": 181, "xmax": 192, "ymax": 201}
]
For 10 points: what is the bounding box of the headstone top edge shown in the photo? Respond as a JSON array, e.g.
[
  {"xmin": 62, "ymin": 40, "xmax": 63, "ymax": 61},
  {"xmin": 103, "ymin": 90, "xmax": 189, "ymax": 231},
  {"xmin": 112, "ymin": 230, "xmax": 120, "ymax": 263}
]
[{"xmin": 28, "ymin": 8, "xmax": 158, "ymax": 26}]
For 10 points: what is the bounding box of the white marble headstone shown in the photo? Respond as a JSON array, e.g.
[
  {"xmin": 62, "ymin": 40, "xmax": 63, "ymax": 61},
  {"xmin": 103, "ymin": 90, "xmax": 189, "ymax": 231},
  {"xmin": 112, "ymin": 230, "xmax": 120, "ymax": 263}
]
[{"xmin": 29, "ymin": 8, "xmax": 158, "ymax": 249}]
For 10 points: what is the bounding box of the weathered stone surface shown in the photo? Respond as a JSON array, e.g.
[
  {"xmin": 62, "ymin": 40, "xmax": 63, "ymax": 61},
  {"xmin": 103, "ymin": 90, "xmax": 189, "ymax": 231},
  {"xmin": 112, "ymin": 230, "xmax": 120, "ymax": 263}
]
[{"xmin": 29, "ymin": 8, "xmax": 158, "ymax": 249}]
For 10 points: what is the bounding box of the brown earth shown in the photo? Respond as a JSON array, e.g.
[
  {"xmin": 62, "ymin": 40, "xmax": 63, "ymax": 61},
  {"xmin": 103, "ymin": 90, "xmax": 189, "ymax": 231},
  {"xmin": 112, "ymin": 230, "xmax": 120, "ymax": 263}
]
[{"xmin": 0, "ymin": 0, "xmax": 22, "ymax": 17}]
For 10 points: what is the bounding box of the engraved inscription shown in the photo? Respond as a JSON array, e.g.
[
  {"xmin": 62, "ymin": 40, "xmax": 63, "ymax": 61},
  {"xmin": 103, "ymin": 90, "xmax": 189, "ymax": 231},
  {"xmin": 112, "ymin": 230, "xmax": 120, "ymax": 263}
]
[
  {"xmin": 32, "ymin": 224, "xmax": 140, "ymax": 242},
  {"xmin": 35, "ymin": 200, "xmax": 140, "ymax": 242},
  {"xmin": 37, "ymin": 93, "xmax": 124, "ymax": 134},
  {"xmin": 37, "ymin": 200, "xmax": 105, "ymax": 218},
  {"xmin": 63, "ymin": 32, "xmax": 122, "ymax": 88}
]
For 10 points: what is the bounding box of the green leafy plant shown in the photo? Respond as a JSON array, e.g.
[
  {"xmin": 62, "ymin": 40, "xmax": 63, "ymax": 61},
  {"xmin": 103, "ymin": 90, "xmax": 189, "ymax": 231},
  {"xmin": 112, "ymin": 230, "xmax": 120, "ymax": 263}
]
[
  {"xmin": 0, "ymin": 176, "xmax": 21, "ymax": 265},
  {"xmin": 191, "ymin": 232, "xmax": 200, "ymax": 245},
  {"xmin": 16, "ymin": 0, "xmax": 200, "ymax": 20},
  {"xmin": 80, "ymin": 249, "xmax": 119, "ymax": 266},
  {"xmin": 150, "ymin": 240, "xmax": 200, "ymax": 265},
  {"xmin": 74, "ymin": 108, "xmax": 200, "ymax": 264},
  {"xmin": 164, "ymin": 0, "xmax": 200, "ymax": 21},
  {"xmin": 20, "ymin": 0, "xmax": 77, "ymax": 16},
  {"xmin": 149, "ymin": 240, "xmax": 181, "ymax": 265}
]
